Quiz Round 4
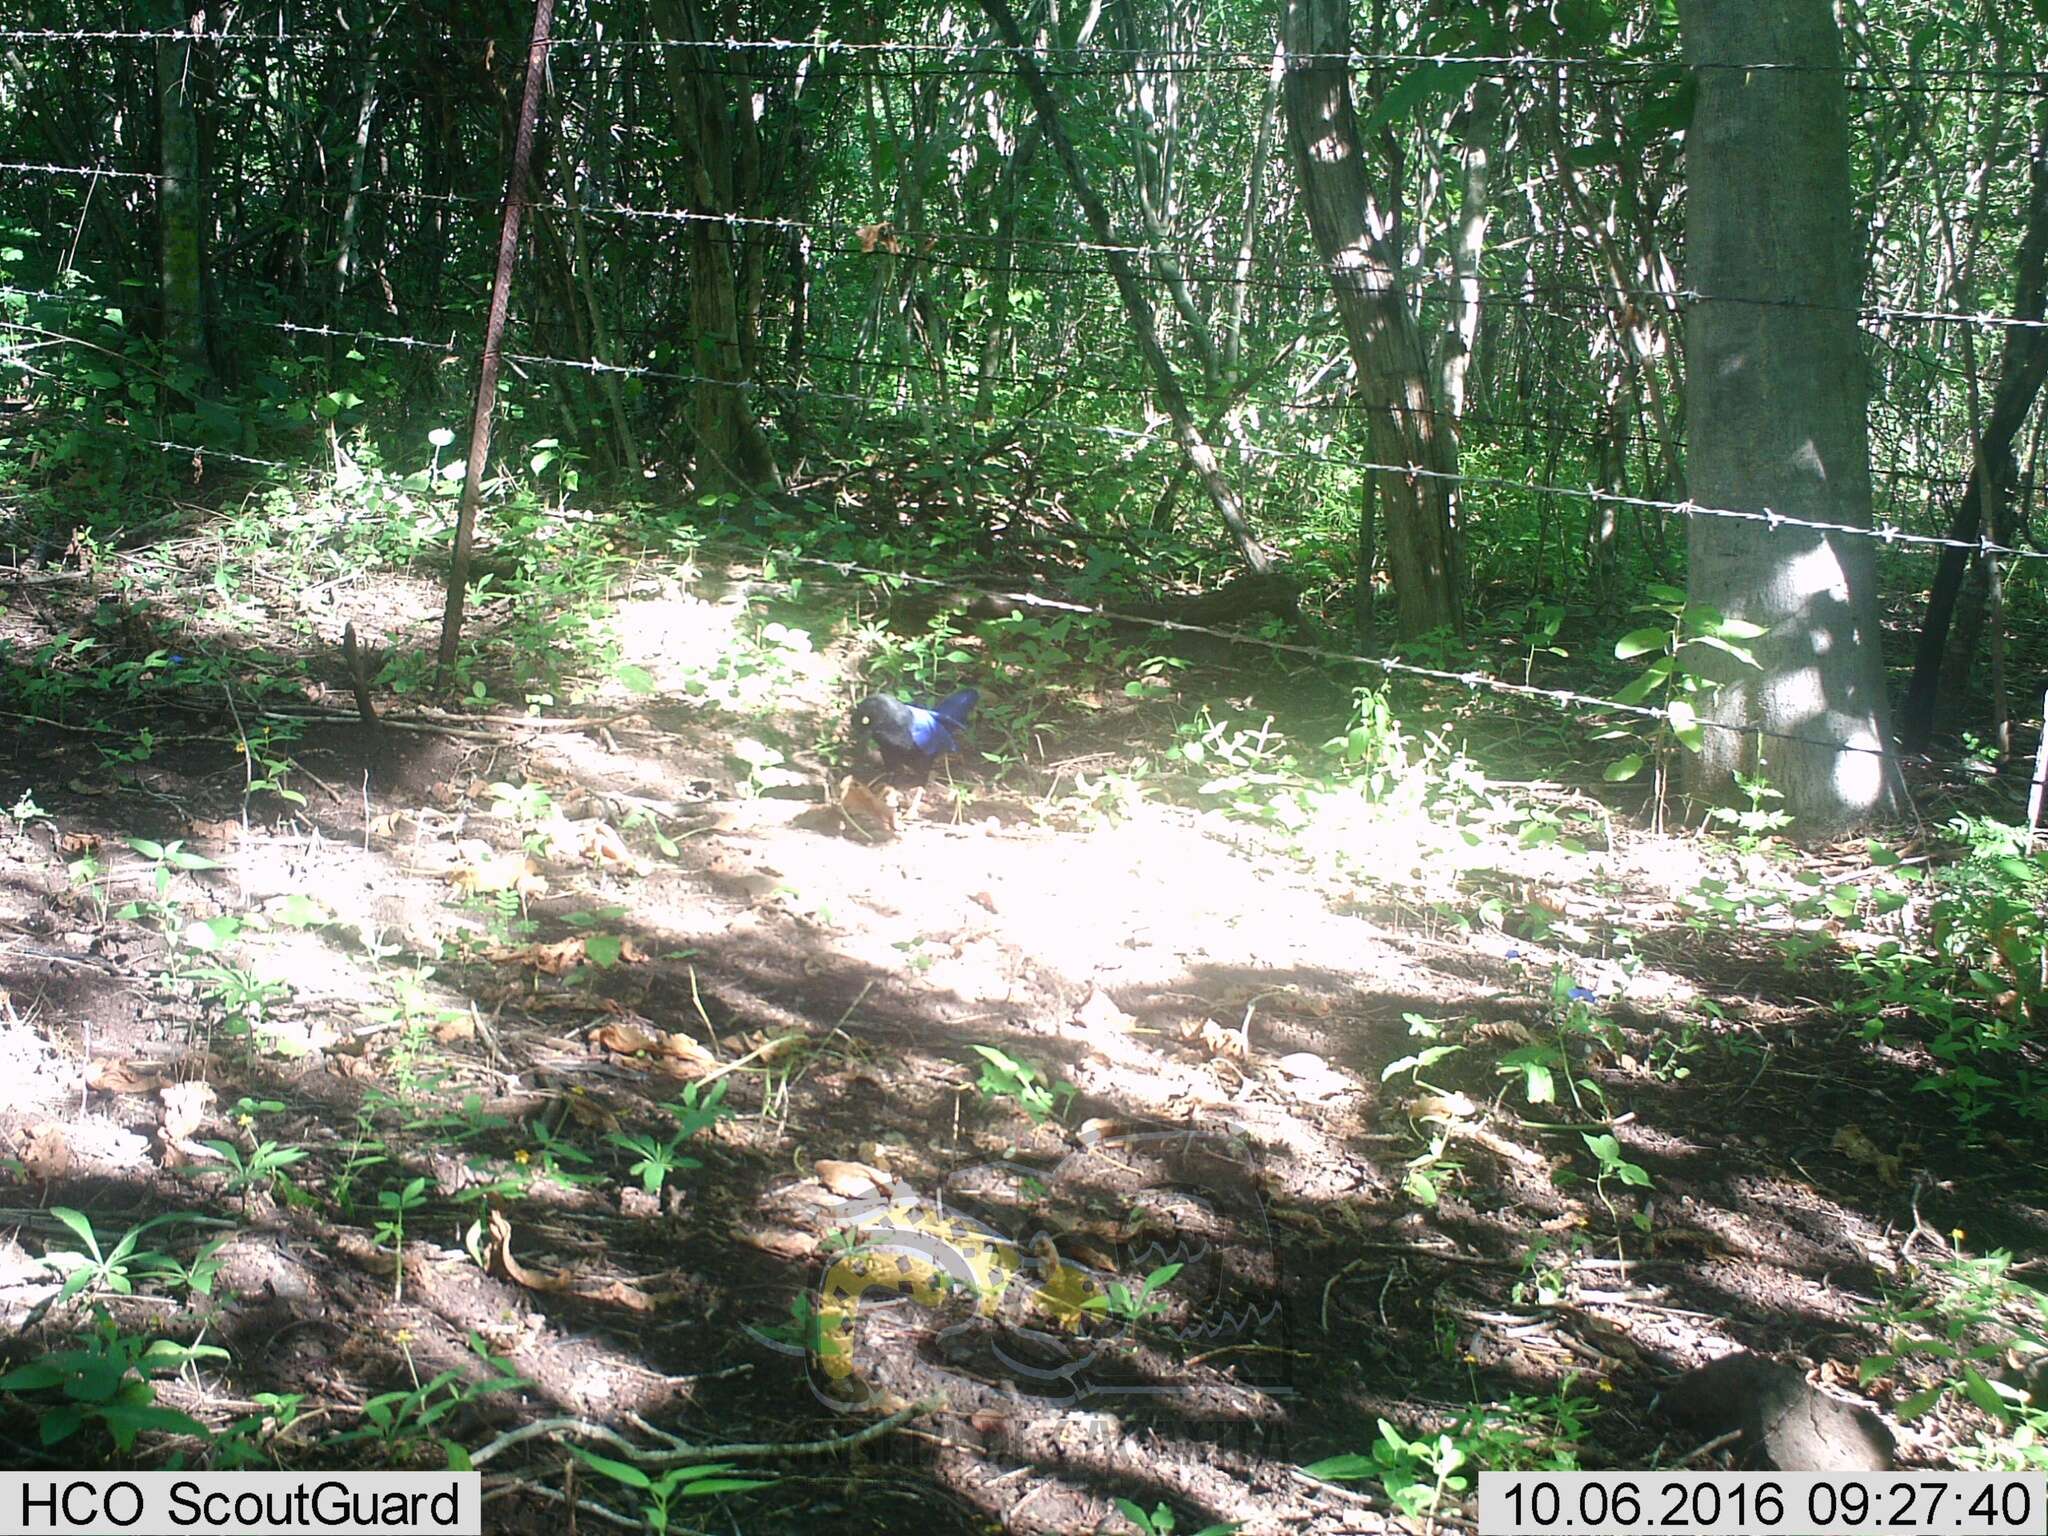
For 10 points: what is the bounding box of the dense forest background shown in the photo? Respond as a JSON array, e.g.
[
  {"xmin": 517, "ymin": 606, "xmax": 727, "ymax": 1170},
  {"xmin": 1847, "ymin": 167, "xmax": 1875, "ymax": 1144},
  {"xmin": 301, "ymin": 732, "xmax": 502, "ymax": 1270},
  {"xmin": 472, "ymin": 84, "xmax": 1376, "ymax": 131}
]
[
  {"xmin": 2, "ymin": 1, "xmax": 2048, "ymax": 1532},
  {"xmin": 2, "ymin": 0, "xmax": 2041, "ymax": 763}
]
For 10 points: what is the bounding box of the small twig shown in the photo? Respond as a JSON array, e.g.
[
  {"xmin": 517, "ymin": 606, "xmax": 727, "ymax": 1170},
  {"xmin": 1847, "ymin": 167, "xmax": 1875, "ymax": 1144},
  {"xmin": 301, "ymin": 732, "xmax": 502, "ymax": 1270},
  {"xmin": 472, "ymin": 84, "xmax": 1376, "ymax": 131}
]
[{"xmin": 1671, "ymin": 1428, "xmax": 1743, "ymax": 1468}]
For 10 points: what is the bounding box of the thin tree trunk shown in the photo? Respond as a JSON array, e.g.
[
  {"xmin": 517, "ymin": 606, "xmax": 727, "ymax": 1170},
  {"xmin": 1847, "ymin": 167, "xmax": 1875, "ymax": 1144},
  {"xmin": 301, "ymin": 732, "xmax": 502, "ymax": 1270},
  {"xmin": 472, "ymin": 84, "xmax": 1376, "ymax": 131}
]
[
  {"xmin": 1224, "ymin": 42, "xmax": 1286, "ymax": 378},
  {"xmin": 437, "ymin": 0, "xmax": 556, "ymax": 679},
  {"xmin": 974, "ymin": 132, "xmax": 1038, "ymax": 419},
  {"xmin": 1435, "ymin": 81, "xmax": 1499, "ymax": 429},
  {"xmin": 157, "ymin": 9, "xmax": 208, "ymax": 383},
  {"xmin": 1900, "ymin": 98, "xmax": 2048, "ymax": 749},
  {"xmin": 567, "ymin": 196, "xmax": 642, "ymax": 478},
  {"xmin": 977, "ymin": 0, "xmax": 1273, "ymax": 578},
  {"xmin": 653, "ymin": 0, "xmax": 782, "ymax": 493},
  {"xmin": 1278, "ymin": 0, "xmax": 1459, "ymax": 637},
  {"xmin": 331, "ymin": 1, "xmax": 393, "ymax": 316}
]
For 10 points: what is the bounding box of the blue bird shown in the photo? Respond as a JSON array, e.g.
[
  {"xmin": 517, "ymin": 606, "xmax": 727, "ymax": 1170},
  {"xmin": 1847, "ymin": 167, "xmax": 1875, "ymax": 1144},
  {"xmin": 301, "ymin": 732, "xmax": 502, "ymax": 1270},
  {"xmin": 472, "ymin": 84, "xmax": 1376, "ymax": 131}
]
[{"xmin": 852, "ymin": 688, "xmax": 978, "ymax": 780}]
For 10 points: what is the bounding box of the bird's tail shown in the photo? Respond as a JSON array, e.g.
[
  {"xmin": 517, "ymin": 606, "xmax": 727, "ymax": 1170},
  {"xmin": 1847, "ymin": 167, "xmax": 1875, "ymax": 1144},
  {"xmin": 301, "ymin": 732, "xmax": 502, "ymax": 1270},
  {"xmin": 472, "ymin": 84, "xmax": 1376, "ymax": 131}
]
[{"xmin": 933, "ymin": 688, "xmax": 979, "ymax": 726}]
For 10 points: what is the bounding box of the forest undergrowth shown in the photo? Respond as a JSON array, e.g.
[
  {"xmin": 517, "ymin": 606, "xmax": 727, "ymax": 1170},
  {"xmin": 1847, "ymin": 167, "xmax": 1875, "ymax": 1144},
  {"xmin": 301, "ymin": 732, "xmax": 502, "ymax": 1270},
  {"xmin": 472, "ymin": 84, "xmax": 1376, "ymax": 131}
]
[{"xmin": 0, "ymin": 471, "xmax": 2045, "ymax": 1534}]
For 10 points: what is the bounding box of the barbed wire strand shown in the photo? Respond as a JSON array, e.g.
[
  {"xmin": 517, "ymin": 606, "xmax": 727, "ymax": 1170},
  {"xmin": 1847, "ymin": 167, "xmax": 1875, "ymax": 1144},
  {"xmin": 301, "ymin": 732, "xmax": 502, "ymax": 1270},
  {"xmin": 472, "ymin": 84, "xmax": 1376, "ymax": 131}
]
[
  {"xmin": 760, "ymin": 547, "xmax": 2048, "ymax": 792},
  {"xmin": 6, "ymin": 155, "xmax": 2045, "ymax": 338},
  {"xmin": 16, "ymin": 401, "xmax": 2043, "ymax": 794},
  {"xmin": 4, "ymin": 290, "xmax": 2040, "ymax": 559},
  {"xmin": 1, "ymin": 25, "xmax": 2046, "ymax": 81},
  {"xmin": 3, "ymin": 276, "xmax": 1994, "ymax": 501}
]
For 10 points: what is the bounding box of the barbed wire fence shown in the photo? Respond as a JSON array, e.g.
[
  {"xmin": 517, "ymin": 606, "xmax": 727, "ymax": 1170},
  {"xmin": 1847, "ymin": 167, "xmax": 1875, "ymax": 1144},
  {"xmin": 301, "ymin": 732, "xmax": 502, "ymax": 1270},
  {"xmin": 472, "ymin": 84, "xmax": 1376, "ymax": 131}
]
[{"xmin": 1, "ymin": 23, "xmax": 2044, "ymax": 807}]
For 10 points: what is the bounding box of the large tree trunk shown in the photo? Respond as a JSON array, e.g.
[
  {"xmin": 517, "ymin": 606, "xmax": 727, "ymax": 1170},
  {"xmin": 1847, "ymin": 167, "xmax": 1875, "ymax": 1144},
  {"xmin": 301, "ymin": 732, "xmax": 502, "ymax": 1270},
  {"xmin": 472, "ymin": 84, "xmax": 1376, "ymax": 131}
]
[
  {"xmin": 654, "ymin": 0, "xmax": 782, "ymax": 495},
  {"xmin": 1898, "ymin": 99, "xmax": 2048, "ymax": 749},
  {"xmin": 1676, "ymin": 0, "xmax": 1904, "ymax": 831},
  {"xmin": 1278, "ymin": 0, "xmax": 1459, "ymax": 639}
]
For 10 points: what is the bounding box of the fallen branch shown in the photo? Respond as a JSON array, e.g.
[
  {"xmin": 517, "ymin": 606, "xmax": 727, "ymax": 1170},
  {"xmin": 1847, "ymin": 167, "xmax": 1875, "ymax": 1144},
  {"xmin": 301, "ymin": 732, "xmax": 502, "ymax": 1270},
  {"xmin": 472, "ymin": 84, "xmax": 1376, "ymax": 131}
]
[{"xmin": 467, "ymin": 1393, "xmax": 940, "ymax": 1470}]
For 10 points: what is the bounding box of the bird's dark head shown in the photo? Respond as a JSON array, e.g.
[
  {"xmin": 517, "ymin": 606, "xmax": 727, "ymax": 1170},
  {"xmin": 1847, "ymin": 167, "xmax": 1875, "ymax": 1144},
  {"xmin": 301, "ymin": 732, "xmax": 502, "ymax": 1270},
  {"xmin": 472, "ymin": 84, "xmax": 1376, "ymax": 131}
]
[{"xmin": 851, "ymin": 698, "xmax": 879, "ymax": 732}]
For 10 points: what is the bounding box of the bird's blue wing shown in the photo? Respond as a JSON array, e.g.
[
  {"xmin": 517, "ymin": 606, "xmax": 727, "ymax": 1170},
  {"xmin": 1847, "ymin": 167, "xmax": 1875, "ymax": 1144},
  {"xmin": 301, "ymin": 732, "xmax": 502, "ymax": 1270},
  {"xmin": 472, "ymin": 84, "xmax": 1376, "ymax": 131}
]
[
  {"xmin": 934, "ymin": 689, "xmax": 979, "ymax": 727},
  {"xmin": 904, "ymin": 705, "xmax": 959, "ymax": 755}
]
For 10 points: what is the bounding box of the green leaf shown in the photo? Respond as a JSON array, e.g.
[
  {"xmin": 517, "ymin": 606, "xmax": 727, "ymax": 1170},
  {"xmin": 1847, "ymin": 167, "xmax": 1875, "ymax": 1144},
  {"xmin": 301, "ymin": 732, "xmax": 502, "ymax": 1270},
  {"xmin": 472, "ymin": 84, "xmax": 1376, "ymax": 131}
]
[
  {"xmin": 1895, "ymin": 1385, "xmax": 1944, "ymax": 1421},
  {"xmin": 48, "ymin": 1207, "xmax": 99, "ymax": 1252},
  {"xmin": 98, "ymin": 1409, "xmax": 210, "ymax": 1458},
  {"xmin": 1666, "ymin": 699, "xmax": 1705, "ymax": 751},
  {"xmin": 616, "ymin": 663, "xmax": 656, "ymax": 694},
  {"xmin": 1679, "ymin": 633, "xmax": 1761, "ymax": 669},
  {"xmin": 272, "ymin": 893, "xmax": 330, "ymax": 928},
  {"xmin": 1959, "ymin": 1365, "xmax": 2014, "ymax": 1419},
  {"xmin": 1614, "ymin": 627, "xmax": 1667, "ymax": 660},
  {"xmin": 1359, "ymin": 60, "xmax": 1485, "ymax": 134},
  {"xmin": 1603, "ymin": 753, "xmax": 1644, "ymax": 783},
  {"xmin": 1301, "ymin": 1454, "xmax": 1380, "ymax": 1481},
  {"xmin": 679, "ymin": 1477, "xmax": 778, "ymax": 1496}
]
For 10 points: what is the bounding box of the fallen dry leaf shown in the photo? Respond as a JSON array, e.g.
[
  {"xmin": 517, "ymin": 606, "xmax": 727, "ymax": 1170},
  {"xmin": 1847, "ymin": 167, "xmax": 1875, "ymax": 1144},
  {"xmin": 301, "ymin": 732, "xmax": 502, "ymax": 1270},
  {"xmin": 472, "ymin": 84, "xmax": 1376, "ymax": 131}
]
[
  {"xmin": 486, "ymin": 1208, "xmax": 573, "ymax": 1293},
  {"xmin": 445, "ymin": 846, "xmax": 547, "ymax": 900},
  {"xmin": 1181, "ymin": 1018, "xmax": 1248, "ymax": 1059},
  {"xmin": 557, "ymin": 1091, "xmax": 621, "ymax": 1134},
  {"xmin": 589, "ymin": 1021, "xmax": 662, "ymax": 1056},
  {"xmin": 743, "ymin": 1226, "xmax": 817, "ymax": 1262},
  {"xmin": 491, "ymin": 937, "xmax": 588, "ymax": 976},
  {"xmin": 1831, "ymin": 1123, "xmax": 1903, "ymax": 1185},
  {"xmin": 588, "ymin": 1022, "xmax": 716, "ymax": 1075},
  {"xmin": 159, "ymin": 1081, "xmax": 216, "ymax": 1143},
  {"xmin": 1073, "ymin": 988, "xmax": 1133, "ymax": 1034},
  {"xmin": 816, "ymin": 1159, "xmax": 892, "ymax": 1198},
  {"xmin": 20, "ymin": 1121, "xmax": 73, "ymax": 1179},
  {"xmin": 839, "ymin": 778, "xmax": 897, "ymax": 840},
  {"xmin": 85, "ymin": 1059, "xmax": 161, "ymax": 1094},
  {"xmin": 577, "ymin": 1277, "xmax": 656, "ymax": 1311},
  {"xmin": 486, "ymin": 1209, "xmax": 655, "ymax": 1308},
  {"xmin": 1409, "ymin": 1091, "xmax": 1479, "ymax": 1123},
  {"xmin": 568, "ymin": 819, "xmax": 636, "ymax": 867},
  {"xmin": 589, "ymin": 1021, "xmax": 661, "ymax": 1055}
]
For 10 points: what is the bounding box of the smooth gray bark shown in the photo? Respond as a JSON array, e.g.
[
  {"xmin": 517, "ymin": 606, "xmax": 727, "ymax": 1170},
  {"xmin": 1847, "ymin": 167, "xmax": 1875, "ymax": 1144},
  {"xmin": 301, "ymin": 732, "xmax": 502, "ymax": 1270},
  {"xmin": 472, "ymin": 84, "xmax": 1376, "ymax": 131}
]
[{"xmin": 1676, "ymin": 0, "xmax": 1905, "ymax": 830}]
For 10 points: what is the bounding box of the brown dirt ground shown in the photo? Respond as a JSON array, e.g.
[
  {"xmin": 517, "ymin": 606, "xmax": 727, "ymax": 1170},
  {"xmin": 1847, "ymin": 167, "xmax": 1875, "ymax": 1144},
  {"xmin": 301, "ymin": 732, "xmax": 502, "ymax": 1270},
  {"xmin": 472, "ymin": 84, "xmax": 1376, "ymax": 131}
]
[{"xmin": 0, "ymin": 546, "xmax": 2042, "ymax": 1534}]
